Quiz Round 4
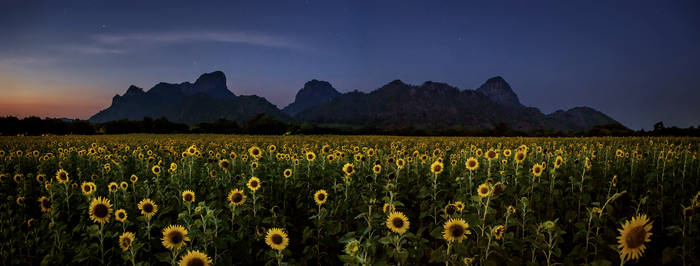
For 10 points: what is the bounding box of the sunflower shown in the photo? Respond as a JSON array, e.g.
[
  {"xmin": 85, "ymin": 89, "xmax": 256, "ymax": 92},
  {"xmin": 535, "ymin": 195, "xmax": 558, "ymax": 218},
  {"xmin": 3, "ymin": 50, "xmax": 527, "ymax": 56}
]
[
  {"xmin": 35, "ymin": 173, "xmax": 46, "ymax": 183},
  {"xmin": 585, "ymin": 157, "xmax": 592, "ymax": 169},
  {"xmin": 119, "ymin": 232, "xmax": 135, "ymax": 251},
  {"xmin": 152, "ymin": 165, "xmax": 161, "ymax": 176},
  {"xmin": 247, "ymin": 177, "xmax": 261, "ymax": 191},
  {"xmin": 442, "ymin": 218, "xmax": 471, "ymax": 243},
  {"xmin": 372, "ymin": 164, "xmax": 382, "ymax": 174},
  {"xmin": 396, "ymin": 158, "xmax": 405, "ymax": 169},
  {"xmin": 465, "ymin": 157, "xmax": 479, "ymax": 171},
  {"xmin": 493, "ymin": 225, "xmax": 505, "ymax": 240},
  {"xmin": 170, "ymin": 162, "xmax": 177, "ymax": 171},
  {"xmin": 115, "ymin": 209, "xmax": 127, "ymax": 223},
  {"xmin": 314, "ymin": 189, "xmax": 328, "ymax": 206},
  {"xmin": 16, "ymin": 196, "xmax": 24, "ymax": 205},
  {"xmin": 342, "ymin": 163, "xmax": 355, "ymax": 175},
  {"xmin": 283, "ymin": 168, "xmax": 292, "ymax": 178},
  {"xmin": 383, "ymin": 203, "xmax": 395, "ymax": 213},
  {"xmin": 81, "ymin": 182, "xmax": 96, "ymax": 196},
  {"xmin": 386, "ymin": 211, "xmax": 410, "ymax": 234},
  {"xmin": 503, "ymin": 149, "xmax": 512, "ymax": 157},
  {"xmin": 179, "ymin": 250, "xmax": 212, "ymax": 266},
  {"xmin": 162, "ymin": 224, "xmax": 190, "ymax": 250},
  {"xmin": 265, "ymin": 228, "xmax": 289, "ymax": 251},
  {"xmin": 55, "ymin": 169, "xmax": 69, "ymax": 183},
  {"xmin": 344, "ymin": 240, "xmax": 360, "ymax": 256},
  {"xmin": 531, "ymin": 163, "xmax": 543, "ymax": 177},
  {"xmin": 444, "ymin": 204, "xmax": 457, "ymax": 216},
  {"xmin": 27, "ymin": 218, "xmax": 35, "ymax": 228},
  {"xmin": 617, "ymin": 214, "xmax": 653, "ymax": 262},
  {"xmin": 138, "ymin": 198, "xmax": 158, "ymax": 218},
  {"xmin": 485, "ymin": 149, "xmax": 498, "ymax": 161},
  {"xmin": 108, "ymin": 182, "xmax": 119, "ymax": 193},
  {"xmin": 227, "ymin": 189, "xmax": 246, "ymax": 206},
  {"xmin": 89, "ymin": 197, "xmax": 113, "ymax": 224},
  {"xmin": 248, "ymin": 146, "xmax": 262, "ymax": 159},
  {"xmin": 430, "ymin": 161, "xmax": 444, "ymax": 175},
  {"xmin": 508, "ymin": 205, "xmax": 516, "ymax": 215},
  {"xmin": 463, "ymin": 257, "xmax": 474, "ymax": 264},
  {"xmin": 477, "ymin": 183, "xmax": 491, "ymax": 198},
  {"xmin": 120, "ymin": 181, "xmax": 128, "ymax": 191},
  {"xmin": 554, "ymin": 156, "xmax": 563, "ymax": 169},
  {"xmin": 214, "ymin": 158, "xmax": 229, "ymax": 171},
  {"xmin": 130, "ymin": 174, "xmax": 138, "ymax": 183},
  {"xmin": 454, "ymin": 201, "xmax": 465, "ymax": 212},
  {"xmin": 515, "ymin": 152, "xmax": 526, "ymax": 163},
  {"xmin": 305, "ymin": 151, "xmax": 316, "ymax": 162},
  {"xmin": 182, "ymin": 190, "xmax": 195, "ymax": 203},
  {"xmin": 13, "ymin": 173, "xmax": 23, "ymax": 183}
]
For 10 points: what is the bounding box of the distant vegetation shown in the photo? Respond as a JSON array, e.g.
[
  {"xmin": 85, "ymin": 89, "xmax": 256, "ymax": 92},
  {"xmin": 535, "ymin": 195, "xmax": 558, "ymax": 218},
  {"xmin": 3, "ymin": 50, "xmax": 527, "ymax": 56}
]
[{"xmin": 1, "ymin": 116, "xmax": 698, "ymax": 137}]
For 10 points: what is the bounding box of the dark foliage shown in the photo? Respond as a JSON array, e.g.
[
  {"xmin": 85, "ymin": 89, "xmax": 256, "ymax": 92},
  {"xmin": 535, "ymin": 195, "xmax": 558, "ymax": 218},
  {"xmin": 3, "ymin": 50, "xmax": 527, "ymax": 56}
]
[{"xmin": 1, "ymin": 116, "xmax": 698, "ymax": 136}]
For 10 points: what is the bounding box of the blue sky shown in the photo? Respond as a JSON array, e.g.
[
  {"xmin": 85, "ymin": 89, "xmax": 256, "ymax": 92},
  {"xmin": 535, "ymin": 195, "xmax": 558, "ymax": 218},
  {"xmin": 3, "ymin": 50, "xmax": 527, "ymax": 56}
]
[{"xmin": 1, "ymin": 0, "xmax": 698, "ymax": 129}]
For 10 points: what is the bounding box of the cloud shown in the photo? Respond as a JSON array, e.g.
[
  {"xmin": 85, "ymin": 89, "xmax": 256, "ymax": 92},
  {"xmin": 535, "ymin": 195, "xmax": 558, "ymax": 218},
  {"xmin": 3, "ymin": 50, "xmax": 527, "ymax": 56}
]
[
  {"xmin": 62, "ymin": 45, "xmax": 126, "ymax": 55},
  {"xmin": 92, "ymin": 31, "xmax": 307, "ymax": 50}
]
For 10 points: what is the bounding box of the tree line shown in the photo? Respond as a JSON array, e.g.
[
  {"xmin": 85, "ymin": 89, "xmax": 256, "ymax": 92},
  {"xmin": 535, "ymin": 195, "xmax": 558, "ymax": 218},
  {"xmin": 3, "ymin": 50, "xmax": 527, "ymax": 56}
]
[{"xmin": 1, "ymin": 116, "xmax": 698, "ymax": 136}]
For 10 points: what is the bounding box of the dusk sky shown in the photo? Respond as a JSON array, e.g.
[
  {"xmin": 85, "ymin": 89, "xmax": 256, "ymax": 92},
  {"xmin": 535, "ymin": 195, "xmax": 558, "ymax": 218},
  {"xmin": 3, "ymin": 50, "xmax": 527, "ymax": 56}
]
[{"xmin": 1, "ymin": 0, "xmax": 698, "ymax": 129}]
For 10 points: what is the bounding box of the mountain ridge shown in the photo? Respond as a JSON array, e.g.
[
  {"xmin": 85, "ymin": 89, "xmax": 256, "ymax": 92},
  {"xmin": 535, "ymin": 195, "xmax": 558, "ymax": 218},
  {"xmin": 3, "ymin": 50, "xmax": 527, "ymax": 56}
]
[{"xmin": 90, "ymin": 71, "xmax": 622, "ymax": 132}]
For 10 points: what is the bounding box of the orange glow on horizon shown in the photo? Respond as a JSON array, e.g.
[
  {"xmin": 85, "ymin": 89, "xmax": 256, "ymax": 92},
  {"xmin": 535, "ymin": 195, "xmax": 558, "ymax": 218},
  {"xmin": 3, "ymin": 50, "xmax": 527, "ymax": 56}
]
[{"xmin": 0, "ymin": 99, "xmax": 105, "ymax": 120}]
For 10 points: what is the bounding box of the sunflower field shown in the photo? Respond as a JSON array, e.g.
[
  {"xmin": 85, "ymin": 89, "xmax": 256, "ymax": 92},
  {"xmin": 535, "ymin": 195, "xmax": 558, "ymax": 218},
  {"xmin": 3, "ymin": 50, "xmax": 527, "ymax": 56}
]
[{"xmin": 0, "ymin": 135, "xmax": 699, "ymax": 265}]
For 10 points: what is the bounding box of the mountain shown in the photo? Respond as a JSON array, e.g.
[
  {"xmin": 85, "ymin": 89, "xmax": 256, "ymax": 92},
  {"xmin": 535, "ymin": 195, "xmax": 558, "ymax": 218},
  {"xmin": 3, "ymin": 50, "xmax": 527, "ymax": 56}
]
[
  {"xmin": 90, "ymin": 71, "xmax": 622, "ymax": 132},
  {"xmin": 546, "ymin": 107, "xmax": 621, "ymax": 132},
  {"xmin": 292, "ymin": 77, "xmax": 621, "ymax": 132},
  {"xmin": 90, "ymin": 71, "xmax": 287, "ymax": 124},
  {"xmin": 476, "ymin": 76, "xmax": 523, "ymax": 107},
  {"xmin": 282, "ymin": 79, "xmax": 340, "ymax": 116}
]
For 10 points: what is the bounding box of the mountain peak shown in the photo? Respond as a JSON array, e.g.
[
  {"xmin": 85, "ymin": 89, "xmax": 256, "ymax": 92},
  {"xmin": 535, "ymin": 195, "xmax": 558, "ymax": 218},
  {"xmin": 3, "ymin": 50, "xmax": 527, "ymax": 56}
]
[
  {"xmin": 124, "ymin": 85, "xmax": 145, "ymax": 97},
  {"xmin": 476, "ymin": 76, "xmax": 522, "ymax": 108},
  {"xmin": 282, "ymin": 79, "xmax": 341, "ymax": 116},
  {"xmin": 183, "ymin": 71, "xmax": 234, "ymax": 99}
]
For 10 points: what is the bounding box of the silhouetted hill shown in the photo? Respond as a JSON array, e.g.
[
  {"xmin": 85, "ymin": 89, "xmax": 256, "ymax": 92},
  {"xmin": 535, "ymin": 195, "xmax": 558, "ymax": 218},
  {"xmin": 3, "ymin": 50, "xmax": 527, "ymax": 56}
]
[
  {"xmin": 282, "ymin": 79, "xmax": 340, "ymax": 116},
  {"xmin": 90, "ymin": 71, "xmax": 287, "ymax": 124},
  {"xmin": 90, "ymin": 71, "xmax": 621, "ymax": 132},
  {"xmin": 293, "ymin": 77, "xmax": 621, "ymax": 132}
]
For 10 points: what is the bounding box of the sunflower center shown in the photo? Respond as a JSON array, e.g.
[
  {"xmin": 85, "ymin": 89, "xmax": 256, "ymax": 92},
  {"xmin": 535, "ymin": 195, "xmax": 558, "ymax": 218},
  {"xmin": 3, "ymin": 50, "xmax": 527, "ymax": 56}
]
[
  {"xmin": 121, "ymin": 238, "xmax": 131, "ymax": 246},
  {"xmin": 118, "ymin": 213, "xmax": 125, "ymax": 219},
  {"xmin": 446, "ymin": 205, "xmax": 456, "ymax": 215},
  {"xmin": 60, "ymin": 173, "xmax": 67, "ymax": 179},
  {"xmin": 169, "ymin": 232, "xmax": 184, "ymax": 245},
  {"xmin": 251, "ymin": 181, "xmax": 258, "ymax": 187},
  {"xmin": 317, "ymin": 194, "xmax": 325, "ymax": 201},
  {"xmin": 271, "ymin": 234, "xmax": 283, "ymax": 245},
  {"xmin": 232, "ymin": 193, "xmax": 242, "ymax": 203},
  {"xmin": 392, "ymin": 217, "xmax": 404, "ymax": 228},
  {"xmin": 221, "ymin": 161, "xmax": 229, "ymax": 168},
  {"xmin": 85, "ymin": 186, "xmax": 91, "ymax": 192},
  {"xmin": 143, "ymin": 203, "xmax": 153, "ymax": 213},
  {"xmin": 94, "ymin": 204, "xmax": 109, "ymax": 218},
  {"xmin": 480, "ymin": 187, "xmax": 489, "ymax": 194},
  {"xmin": 186, "ymin": 258, "xmax": 204, "ymax": 266},
  {"xmin": 450, "ymin": 224, "xmax": 465, "ymax": 237},
  {"xmin": 185, "ymin": 194, "xmax": 193, "ymax": 201},
  {"xmin": 625, "ymin": 226, "xmax": 646, "ymax": 249},
  {"xmin": 42, "ymin": 199, "xmax": 51, "ymax": 209},
  {"xmin": 468, "ymin": 161, "xmax": 475, "ymax": 167}
]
